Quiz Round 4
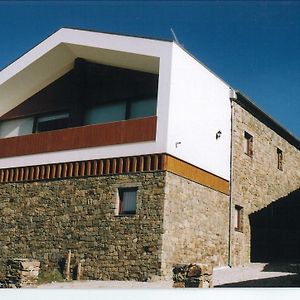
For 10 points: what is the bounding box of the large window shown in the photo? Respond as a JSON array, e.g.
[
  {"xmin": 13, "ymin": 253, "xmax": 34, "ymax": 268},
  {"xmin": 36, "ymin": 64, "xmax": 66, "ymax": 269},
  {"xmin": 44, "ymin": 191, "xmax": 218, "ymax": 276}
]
[
  {"xmin": 0, "ymin": 117, "xmax": 34, "ymax": 138},
  {"xmin": 84, "ymin": 98, "xmax": 157, "ymax": 126},
  {"xmin": 129, "ymin": 98, "xmax": 157, "ymax": 119},
  {"xmin": 34, "ymin": 112, "xmax": 70, "ymax": 133},
  {"xmin": 85, "ymin": 102, "xmax": 127, "ymax": 125},
  {"xmin": 118, "ymin": 187, "xmax": 137, "ymax": 215}
]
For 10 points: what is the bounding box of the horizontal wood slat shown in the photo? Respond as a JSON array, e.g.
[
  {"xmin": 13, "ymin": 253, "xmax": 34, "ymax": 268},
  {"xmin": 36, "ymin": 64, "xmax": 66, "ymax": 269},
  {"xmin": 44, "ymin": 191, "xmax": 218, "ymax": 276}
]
[
  {"xmin": 0, "ymin": 116, "xmax": 157, "ymax": 158},
  {"xmin": 0, "ymin": 154, "xmax": 165, "ymax": 184},
  {"xmin": 164, "ymin": 155, "xmax": 229, "ymax": 195}
]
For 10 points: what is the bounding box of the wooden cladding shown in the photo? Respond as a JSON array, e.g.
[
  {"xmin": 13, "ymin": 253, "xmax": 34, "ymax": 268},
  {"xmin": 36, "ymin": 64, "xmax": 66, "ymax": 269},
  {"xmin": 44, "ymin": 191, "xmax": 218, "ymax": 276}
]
[
  {"xmin": 0, "ymin": 116, "xmax": 157, "ymax": 158},
  {"xmin": 0, "ymin": 153, "xmax": 229, "ymax": 195},
  {"xmin": 0, "ymin": 154, "xmax": 166, "ymax": 184},
  {"xmin": 165, "ymin": 155, "xmax": 229, "ymax": 195}
]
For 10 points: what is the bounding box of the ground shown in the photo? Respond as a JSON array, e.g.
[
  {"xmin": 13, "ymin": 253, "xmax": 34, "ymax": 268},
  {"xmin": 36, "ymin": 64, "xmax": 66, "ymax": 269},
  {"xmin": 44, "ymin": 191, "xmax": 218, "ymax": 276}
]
[{"xmin": 37, "ymin": 263, "xmax": 300, "ymax": 288}]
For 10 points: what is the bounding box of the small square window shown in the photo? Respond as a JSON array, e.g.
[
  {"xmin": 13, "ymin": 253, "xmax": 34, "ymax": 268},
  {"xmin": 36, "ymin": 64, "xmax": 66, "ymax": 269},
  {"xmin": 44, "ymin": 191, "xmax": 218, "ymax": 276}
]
[
  {"xmin": 244, "ymin": 131, "xmax": 253, "ymax": 157},
  {"xmin": 234, "ymin": 205, "xmax": 243, "ymax": 232},
  {"xmin": 118, "ymin": 187, "xmax": 137, "ymax": 215},
  {"xmin": 277, "ymin": 148, "xmax": 283, "ymax": 171}
]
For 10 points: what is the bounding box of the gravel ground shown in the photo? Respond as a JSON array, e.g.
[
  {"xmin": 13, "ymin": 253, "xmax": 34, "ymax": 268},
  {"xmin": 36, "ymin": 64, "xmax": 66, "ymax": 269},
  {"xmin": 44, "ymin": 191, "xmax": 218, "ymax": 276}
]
[{"xmin": 37, "ymin": 263, "xmax": 300, "ymax": 289}]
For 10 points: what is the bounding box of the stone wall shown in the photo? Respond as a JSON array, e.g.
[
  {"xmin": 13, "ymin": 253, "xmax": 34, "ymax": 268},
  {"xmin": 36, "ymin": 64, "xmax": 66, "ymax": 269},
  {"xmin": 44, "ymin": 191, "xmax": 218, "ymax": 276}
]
[
  {"xmin": 231, "ymin": 102, "xmax": 300, "ymax": 265},
  {"xmin": 0, "ymin": 172, "xmax": 165, "ymax": 281},
  {"xmin": 161, "ymin": 172, "xmax": 229, "ymax": 278}
]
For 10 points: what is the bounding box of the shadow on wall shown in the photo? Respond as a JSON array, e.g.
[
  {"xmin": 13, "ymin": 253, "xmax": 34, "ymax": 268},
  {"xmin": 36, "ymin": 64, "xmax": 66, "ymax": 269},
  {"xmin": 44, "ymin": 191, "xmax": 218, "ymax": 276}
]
[{"xmin": 249, "ymin": 188, "xmax": 300, "ymax": 263}]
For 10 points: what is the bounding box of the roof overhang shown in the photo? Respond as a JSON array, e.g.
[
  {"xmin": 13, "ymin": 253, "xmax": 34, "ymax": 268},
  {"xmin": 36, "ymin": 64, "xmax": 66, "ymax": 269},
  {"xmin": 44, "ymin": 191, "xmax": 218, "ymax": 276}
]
[{"xmin": 0, "ymin": 28, "xmax": 172, "ymax": 117}]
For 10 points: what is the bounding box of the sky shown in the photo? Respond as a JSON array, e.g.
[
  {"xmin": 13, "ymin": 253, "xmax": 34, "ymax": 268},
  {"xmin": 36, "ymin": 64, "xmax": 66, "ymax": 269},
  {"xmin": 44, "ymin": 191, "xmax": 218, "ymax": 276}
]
[{"xmin": 0, "ymin": 1, "xmax": 299, "ymax": 138}]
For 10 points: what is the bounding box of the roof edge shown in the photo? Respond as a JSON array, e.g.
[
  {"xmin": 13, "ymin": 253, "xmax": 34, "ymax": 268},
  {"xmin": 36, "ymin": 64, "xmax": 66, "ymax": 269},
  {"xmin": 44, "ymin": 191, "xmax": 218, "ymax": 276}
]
[
  {"xmin": 61, "ymin": 27, "xmax": 173, "ymax": 43},
  {"xmin": 0, "ymin": 27, "xmax": 173, "ymax": 73},
  {"xmin": 233, "ymin": 90, "xmax": 300, "ymax": 151}
]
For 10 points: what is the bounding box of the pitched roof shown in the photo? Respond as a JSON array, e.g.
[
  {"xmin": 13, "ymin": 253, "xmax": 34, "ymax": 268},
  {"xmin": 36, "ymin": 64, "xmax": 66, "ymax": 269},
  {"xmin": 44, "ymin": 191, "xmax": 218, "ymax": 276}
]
[{"xmin": 234, "ymin": 91, "xmax": 300, "ymax": 150}]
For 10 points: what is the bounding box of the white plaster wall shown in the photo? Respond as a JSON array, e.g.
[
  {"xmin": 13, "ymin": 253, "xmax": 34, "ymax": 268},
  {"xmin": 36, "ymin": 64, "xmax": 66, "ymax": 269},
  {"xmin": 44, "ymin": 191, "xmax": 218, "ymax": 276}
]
[
  {"xmin": 0, "ymin": 117, "xmax": 34, "ymax": 138},
  {"xmin": 167, "ymin": 44, "xmax": 232, "ymax": 180}
]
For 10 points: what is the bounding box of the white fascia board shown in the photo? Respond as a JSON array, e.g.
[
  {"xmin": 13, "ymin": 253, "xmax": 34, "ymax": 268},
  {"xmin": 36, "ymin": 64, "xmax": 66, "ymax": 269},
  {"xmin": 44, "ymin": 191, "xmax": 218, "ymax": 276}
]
[
  {"xmin": 0, "ymin": 30, "xmax": 64, "ymax": 84},
  {"xmin": 0, "ymin": 141, "xmax": 165, "ymax": 169},
  {"xmin": 58, "ymin": 28, "xmax": 171, "ymax": 59}
]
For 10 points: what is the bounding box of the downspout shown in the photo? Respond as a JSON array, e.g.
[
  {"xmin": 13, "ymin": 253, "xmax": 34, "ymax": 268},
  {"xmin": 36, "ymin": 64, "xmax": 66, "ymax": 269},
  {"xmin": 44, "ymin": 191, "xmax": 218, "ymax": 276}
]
[{"xmin": 228, "ymin": 88, "xmax": 237, "ymax": 267}]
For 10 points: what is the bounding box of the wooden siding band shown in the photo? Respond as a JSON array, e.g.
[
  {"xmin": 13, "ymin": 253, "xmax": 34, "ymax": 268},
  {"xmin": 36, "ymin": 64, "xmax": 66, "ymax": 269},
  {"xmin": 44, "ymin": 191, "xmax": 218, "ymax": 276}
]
[
  {"xmin": 0, "ymin": 116, "xmax": 157, "ymax": 158},
  {"xmin": 0, "ymin": 153, "xmax": 229, "ymax": 195},
  {"xmin": 0, "ymin": 154, "xmax": 164, "ymax": 184},
  {"xmin": 163, "ymin": 155, "xmax": 230, "ymax": 195}
]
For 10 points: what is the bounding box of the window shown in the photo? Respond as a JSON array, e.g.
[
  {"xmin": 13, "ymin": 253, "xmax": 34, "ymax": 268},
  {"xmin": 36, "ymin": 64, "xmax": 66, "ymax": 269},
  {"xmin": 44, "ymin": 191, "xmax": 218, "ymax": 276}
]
[
  {"xmin": 129, "ymin": 98, "xmax": 157, "ymax": 119},
  {"xmin": 277, "ymin": 148, "xmax": 283, "ymax": 171},
  {"xmin": 118, "ymin": 188, "xmax": 137, "ymax": 215},
  {"xmin": 34, "ymin": 112, "xmax": 69, "ymax": 133},
  {"xmin": 0, "ymin": 117, "xmax": 34, "ymax": 138},
  {"xmin": 84, "ymin": 98, "xmax": 157, "ymax": 126},
  {"xmin": 84, "ymin": 102, "xmax": 127, "ymax": 125},
  {"xmin": 244, "ymin": 131, "xmax": 253, "ymax": 157},
  {"xmin": 234, "ymin": 205, "xmax": 243, "ymax": 232}
]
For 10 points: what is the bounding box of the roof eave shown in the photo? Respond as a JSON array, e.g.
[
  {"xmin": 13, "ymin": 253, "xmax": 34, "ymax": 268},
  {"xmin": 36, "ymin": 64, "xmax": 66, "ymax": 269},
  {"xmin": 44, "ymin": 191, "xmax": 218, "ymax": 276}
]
[{"xmin": 233, "ymin": 90, "xmax": 300, "ymax": 150}]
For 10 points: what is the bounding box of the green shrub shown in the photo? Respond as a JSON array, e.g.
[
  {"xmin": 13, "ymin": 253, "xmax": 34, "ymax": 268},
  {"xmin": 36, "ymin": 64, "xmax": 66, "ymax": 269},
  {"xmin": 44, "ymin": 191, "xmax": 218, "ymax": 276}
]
[{"xmin": 37, "ymin": 268, "xmax": 65, "ymax": 284}]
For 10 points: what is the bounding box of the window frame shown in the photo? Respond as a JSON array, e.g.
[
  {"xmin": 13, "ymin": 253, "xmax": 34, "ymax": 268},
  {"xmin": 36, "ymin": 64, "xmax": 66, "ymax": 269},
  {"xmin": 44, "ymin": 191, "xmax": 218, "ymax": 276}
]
[
  {"xmin": 244, "ymin": 131, "xmax": 254, "ymax": 157},
  {"xmin": 33, "ymin": 111, "xmax": 70, "ymax": 133},
  {"xmin": 277, "ymin": 148, "xmax": 283, "ymax": 171},
  {"xmin": 118, "ymin": 187, "xmax": 138, "ymax": 216},
  {"xmin": 84, "ymin": 97, "xmax": 157, "ymax": 126},
  {"xmin": 234, "ymin": 205, "xmax": 243, "ymax": 232}
]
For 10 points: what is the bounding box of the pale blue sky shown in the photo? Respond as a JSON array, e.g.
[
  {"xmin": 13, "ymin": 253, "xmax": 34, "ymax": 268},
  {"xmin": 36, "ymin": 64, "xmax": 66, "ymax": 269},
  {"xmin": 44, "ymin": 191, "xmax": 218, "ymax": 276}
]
[{"xmin": 0, "ymin": 1, "xmax": 299, "ymax": 137}]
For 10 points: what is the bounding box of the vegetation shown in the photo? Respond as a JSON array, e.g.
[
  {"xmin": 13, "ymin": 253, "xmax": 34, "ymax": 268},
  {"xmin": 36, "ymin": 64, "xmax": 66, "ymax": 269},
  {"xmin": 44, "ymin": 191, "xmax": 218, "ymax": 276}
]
[{"xmin": 37, "ymin": 268, "xmax": 65, "ymax": 284}]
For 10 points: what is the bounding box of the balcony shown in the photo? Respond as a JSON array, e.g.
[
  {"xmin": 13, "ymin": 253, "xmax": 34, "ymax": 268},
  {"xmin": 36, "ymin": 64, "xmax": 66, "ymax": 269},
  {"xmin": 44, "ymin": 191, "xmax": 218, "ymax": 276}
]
[{"xmin": 0, "ymin": 116, "xmax": 157, "ymax": 158}]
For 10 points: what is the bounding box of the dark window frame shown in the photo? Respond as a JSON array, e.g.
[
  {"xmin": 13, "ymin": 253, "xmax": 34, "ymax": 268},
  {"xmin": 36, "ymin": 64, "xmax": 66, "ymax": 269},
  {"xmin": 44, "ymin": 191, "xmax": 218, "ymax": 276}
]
[
  {"xmin": 33, "ymin": 111, "xmax": 70, "ymax": 133},
  {"xmin": 277, "ymin": 148, "xmax": 283, "ymax": 171},
  {"xmin": 118, "ymin": 187, "xmax": 138, "ymax": 216}
]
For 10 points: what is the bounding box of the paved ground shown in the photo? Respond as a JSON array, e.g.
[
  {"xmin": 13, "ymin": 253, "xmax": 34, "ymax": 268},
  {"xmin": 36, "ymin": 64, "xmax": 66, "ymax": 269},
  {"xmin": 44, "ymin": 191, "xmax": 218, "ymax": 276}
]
[
  {"xmin": 37, "ymin": 263, "xmax": 300, "ymax": 289},
  {"xmin": 213, "ymin": 263, "xmax": 300, "ymax": 287}
]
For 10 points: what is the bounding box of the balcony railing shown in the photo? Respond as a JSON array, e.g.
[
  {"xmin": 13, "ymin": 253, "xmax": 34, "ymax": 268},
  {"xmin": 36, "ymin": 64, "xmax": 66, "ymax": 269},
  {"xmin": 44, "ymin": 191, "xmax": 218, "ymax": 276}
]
[{"xmin": 0, "ymin": 116, "xmax": 157, "ymax": 158}]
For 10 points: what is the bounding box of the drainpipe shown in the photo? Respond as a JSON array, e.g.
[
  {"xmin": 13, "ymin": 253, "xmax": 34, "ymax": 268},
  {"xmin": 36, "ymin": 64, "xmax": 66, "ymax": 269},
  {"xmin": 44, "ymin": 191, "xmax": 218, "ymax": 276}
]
[{"xmin": 228, "ymin": 89, "xmax": 237, "ymax": 268}]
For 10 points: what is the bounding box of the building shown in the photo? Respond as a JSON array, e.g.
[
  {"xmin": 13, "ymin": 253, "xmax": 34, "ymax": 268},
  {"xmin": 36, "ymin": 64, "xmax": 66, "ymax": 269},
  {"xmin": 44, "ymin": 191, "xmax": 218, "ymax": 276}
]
[{"xmin": 0, "ymin": 28, "xmax": 299, "ymax": 280}]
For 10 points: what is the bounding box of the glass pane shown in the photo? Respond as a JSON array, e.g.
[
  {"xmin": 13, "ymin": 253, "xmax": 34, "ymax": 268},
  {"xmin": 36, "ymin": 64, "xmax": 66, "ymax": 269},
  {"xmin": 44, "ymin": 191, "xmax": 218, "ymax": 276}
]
[
  {"xmin": 85, "ymin": 102, "xmax": 126, "ymax": 125},
  {"xmin": 130, "ymin": 98, "xmax": 157, "ymax": 119},
  {"xmin": 35, "ymin": 113, "xmax": 69, "ymax": 133},
  {"xmin": 122, "ymin": 190, "xmax": 137, "ymax": 214},
  {"xmin": 0, "ymin": 117, "xmax": 34, "ymax": 138},
  {"xmin": 234, "ymin": 208, "xmax": 239, "ymax": 229},
  {"xmin": 37, "ymin": 113, "xmax": 69, "ymax": 123}
]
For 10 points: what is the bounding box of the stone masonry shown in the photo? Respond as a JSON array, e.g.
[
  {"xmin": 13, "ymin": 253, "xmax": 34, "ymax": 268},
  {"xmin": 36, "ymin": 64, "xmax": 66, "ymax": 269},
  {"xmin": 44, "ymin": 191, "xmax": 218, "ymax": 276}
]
[
  {"xmin": 1, "ymin": 259, "xmax": 40, "ymax": 288},
  {"xmin": 231, "ymin": 102, "xmax": 300, "ymax": 265},
  {"xmin": 172, "ymin": 263, "xmax": 213, "ymax": 288},
  {"xmin": 0, "ymin": 172, "xmax": 165, "ymax": 281},
  {"xmin": 161, "ymin": 172, "xmax": 229, "ymax": 278},
  {"xmin": 0, "ymin": 169, "xmax": 230, "ymax": 281}
]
